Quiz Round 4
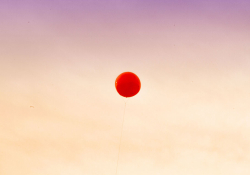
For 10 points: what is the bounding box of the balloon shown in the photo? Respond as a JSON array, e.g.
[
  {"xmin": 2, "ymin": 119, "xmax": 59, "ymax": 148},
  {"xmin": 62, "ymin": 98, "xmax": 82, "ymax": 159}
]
[{"xmin": 115, "ymin": 72, "xmax": 141, "ymax": 98}]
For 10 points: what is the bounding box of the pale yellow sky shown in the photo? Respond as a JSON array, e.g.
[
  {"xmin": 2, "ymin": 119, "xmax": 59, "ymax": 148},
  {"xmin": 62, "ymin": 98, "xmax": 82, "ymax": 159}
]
[{"xmin": 1, "ymin": 50, "xmax": 250, "ymax": 175}]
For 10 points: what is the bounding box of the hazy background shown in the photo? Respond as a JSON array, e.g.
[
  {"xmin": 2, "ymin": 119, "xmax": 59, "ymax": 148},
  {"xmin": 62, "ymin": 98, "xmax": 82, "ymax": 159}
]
[{"xmin": 0, "ymin": 0, "xmax": 250, "ymax": 174}]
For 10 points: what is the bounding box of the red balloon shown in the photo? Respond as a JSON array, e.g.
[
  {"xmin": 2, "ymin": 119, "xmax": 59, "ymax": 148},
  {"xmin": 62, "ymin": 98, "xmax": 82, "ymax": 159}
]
[{"xmin": 115, "ymin": 72, "xmax": 141, "ymax": 98}]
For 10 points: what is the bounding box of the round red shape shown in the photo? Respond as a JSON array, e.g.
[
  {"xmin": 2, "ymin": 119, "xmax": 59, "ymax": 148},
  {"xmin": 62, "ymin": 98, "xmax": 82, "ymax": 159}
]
[{"xmin": 115, "ymin": 72, "xmax": 141, "ymax": 98}]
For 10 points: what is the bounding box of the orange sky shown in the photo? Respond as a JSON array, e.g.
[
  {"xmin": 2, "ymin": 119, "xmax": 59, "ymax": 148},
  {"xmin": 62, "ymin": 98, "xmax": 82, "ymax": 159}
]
[{"xmin": 1, "ymin": 0, "xmax": 250, "ymax": 174}]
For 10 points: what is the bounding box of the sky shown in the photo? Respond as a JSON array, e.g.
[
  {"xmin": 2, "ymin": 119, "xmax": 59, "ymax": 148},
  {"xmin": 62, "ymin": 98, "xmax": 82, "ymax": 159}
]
[{"xmin": 0, "ymin": 0, "xmax": 250, "ymax": 174}]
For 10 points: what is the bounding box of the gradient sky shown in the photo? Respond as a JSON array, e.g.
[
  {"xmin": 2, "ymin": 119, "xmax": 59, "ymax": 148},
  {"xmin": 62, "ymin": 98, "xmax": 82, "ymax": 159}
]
[{"xmin": 1, "ymin": 0, "xmax": 250, "ymax": 175}]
